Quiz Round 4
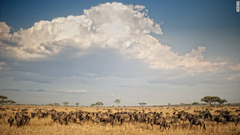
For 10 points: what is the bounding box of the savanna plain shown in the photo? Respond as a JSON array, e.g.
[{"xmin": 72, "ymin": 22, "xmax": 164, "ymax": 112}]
[{"xmin": 0, "ymin": 105, "xmax": 240, "ymax": 135}]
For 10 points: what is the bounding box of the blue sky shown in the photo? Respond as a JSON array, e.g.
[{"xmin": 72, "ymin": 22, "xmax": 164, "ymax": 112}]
[{"xmin": 0, "ymin": 0, "xmax": 240, "ymax": 106}]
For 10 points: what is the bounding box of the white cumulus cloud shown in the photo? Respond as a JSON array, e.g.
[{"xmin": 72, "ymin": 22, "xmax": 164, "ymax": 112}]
[{"xmin": 0, "ymin": 2, "xmax": 238, "ymax": 75}]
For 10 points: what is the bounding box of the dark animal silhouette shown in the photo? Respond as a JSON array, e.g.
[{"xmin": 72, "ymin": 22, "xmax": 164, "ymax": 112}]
[{"xmin": 8, "ymin": 116, "xmax": 14, "ymax": 126}]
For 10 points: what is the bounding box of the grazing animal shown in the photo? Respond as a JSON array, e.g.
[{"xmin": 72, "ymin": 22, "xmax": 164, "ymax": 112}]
[
  {"xmin": 58, "ymin": 115, "xmax": 70, "ymax": 125},
  {"xmin": 22, "ymin": 115, "xmax": 31, "ymax": 125},
  {"xmin": 100, "ymin": 114, "xmax": 114, "ymax": 125},
  {"xmin": 231, "ymin": 116, "xmax": 239, "ymax": 126},
  {"xmin": 16, "ymin": 116, "xmax": 23, "ymax": 127},
  {"xmin": 213, "ymin": 115, "xmax": 227, "ymax": 125},
  {"xmin": 51, "ymin": 113, "xmax": 59, "ymax": 122},
  {"xmin": 8, "ymin": 116, "xmax": 14, "ymax": 126},
  {"xmin": 160, "ymin": 121, "xmax": 171, "ymax": 130},
  {"xmin": 31, "ymin": 113, "xmax": 36, "ymax": 118},
  {"xmin": 189, "ymin": 116, "xmax": 206, "ymax": 130}
]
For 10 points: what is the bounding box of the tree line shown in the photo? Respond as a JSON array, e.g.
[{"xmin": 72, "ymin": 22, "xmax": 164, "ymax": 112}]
[{"xmin": 0, "ymin": 94, "xmax": 229, "ymax": 107}]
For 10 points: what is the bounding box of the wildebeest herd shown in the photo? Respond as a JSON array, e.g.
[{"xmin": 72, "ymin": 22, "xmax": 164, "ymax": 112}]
[{"xmin": 2, "ymin": 106, "xmax": 240, "ymax": 130}]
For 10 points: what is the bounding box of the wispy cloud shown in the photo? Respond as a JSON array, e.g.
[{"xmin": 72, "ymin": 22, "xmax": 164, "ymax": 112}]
[
  {"xmin": 57, "ymin": 90, "xmax": 87, "ymax": 94},
  {"xmin": 1, "ymin": 88, "xmax": 87, "ymax": 95},
  {"xmin": 118, "ymin": 85, "xmax": 132, "ymax": 88},
  {"xmin": 27, "ymin": 89, "xmax": 46, "ymax": 92},
  {"xmin": 1, "ymin": 89, "xmax": 22, "ymax": 92}
]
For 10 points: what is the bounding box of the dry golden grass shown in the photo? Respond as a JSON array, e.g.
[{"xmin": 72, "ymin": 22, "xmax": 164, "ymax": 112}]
[{"xmin": 0, "ymin": 105, "xmax": 240, "ymax": 135}]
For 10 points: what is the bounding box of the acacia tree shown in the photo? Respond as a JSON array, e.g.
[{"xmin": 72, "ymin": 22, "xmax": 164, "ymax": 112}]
[
  {"xmin": 54, "ymin": 103, "xmax": 60, "ymax": 106},
  {"xmin": 114, "ymin": 99, "xmax": 121, "ymax": 106},
  {"xmin": 96, "ymin": 102, "xmax": 104, "ymax": 107},
  {"xmin": 0, "ymin": 100, "xmax": 6, "ymax": 104},
  {"xmin": 139, "ymin": 102, "xmax": 147, "ymax": 107},
  {"xmin": 192, "ymin": 102, "xmax": 199, "ymax": 105},
  {"xmin": 0, "ymin": 95, "xmax": 16, "ymax": 105},
  {"xmin": 211, "ymin": 96, "xmax": 221, "ymax": 106},
  {"xmin": 201, "ymin": 96, "xmax": 212, "ymax": 106},
  {"xmin": 217, "ymin": 99, "xmax": 227, "ymax": 106},
  {"xmin": 7, "ymin": 100, "xmax": 16, "ymax": 105},
  {"xmin": 76, "ymin": 103, "xmax": 79, "ymax": 107},
  {"xmin": 0, "ymin": 95, "xmax": 7, "ymax": 100},
  {"xmin": 90, "ymin": 104, "xmax": 96, "ymax": 107},
  {"xmin": 201, "ymin": 96, "xmax": 225, "ymax": 106},
  {"xmin": 63, "ymin": 102, "xmax": 69, "ymax": 106}
]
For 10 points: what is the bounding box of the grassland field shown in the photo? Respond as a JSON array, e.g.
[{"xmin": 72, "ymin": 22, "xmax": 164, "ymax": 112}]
[{"xmin": 0, "ymin": 105, "xmax": 240, "ymax": 135}]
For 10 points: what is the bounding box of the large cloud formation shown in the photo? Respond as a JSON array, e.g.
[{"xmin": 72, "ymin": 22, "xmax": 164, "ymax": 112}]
[{"xmin": 0, "ymin": 2, "xmax": 239, "ymax": 76}]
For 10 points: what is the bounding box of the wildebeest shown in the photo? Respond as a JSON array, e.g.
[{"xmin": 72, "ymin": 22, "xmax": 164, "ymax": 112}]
[
  {"xmin": 22, "ymin": 115, "xmax": 31, "ymax": 125},
  {"xmin": 160, "ymin": 121, "xmax": 171, "ymax": 130},
  {"xmin": 51, "ymin": 113, "xmax": 59, "ymax": 122},
  {"xmin": 199, "ymin": 109, "xmax": 212, "ymax": 121},
  {"xmin": 8, "ymin": 116, "xmax": 14, "ymax": 126},
  {"xmin": 99, "ymin": 113, "xmax": 115, "ymax": 125},
  {"xmin": 15, "ymin": 115, "xmax": 23, "ymax": 127},
  {"xmin": 38, "ymin": 112, "xmax": 48, "ymax": 119},
  {"xmin": 153, "ymin": 116, "xmax": 169, "ymax": 130},
  {"xmin": 14, "ymin": 112, "xmax": 31, "ymax": 127},
  {"xmin": 213, "ymin": 114, "xmax": 227, "ymax": 125},
  {"xmin": 231, "ymin": 115, "xmax": 239, "ymax": 126},
  {"xmin": 58, "ymin": 115, "xmax": 70, "ymax": 125},
  {"xmin": 117, "ymin": 113, "xmax": 131, "ymax": 124},
  {"xmin": 189, "ymin": 115, "xmax": 206, "ymax": 130},
  {"xmin": 31, "ymin": 113, "xmax": 36, "ymax": 118}
]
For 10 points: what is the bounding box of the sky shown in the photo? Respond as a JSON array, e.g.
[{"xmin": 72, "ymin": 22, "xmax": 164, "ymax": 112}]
[{"xmin": 0, "ymin": 0, "xmax": 240, "ymax": 106}]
